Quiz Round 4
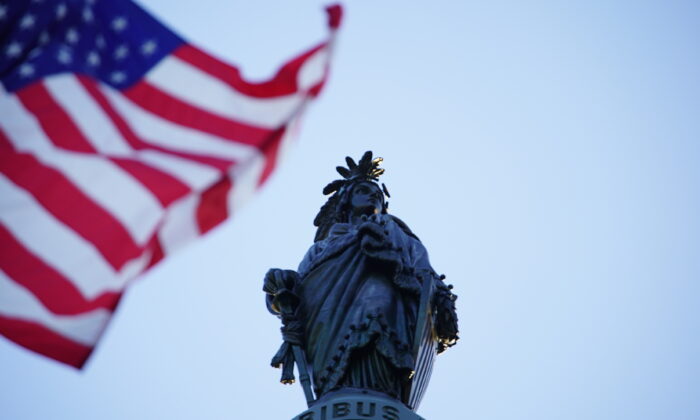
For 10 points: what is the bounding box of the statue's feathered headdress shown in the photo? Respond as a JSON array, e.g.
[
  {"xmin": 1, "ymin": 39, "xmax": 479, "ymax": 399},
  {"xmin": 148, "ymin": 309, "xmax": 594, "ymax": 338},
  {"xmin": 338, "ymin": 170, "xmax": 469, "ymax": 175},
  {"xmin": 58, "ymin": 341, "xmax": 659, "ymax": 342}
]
[
  {"xmin": 313, "ymin": 151, "xmax": 390, "ymax": 241},
  {"xmin": 321, "ymin": 150, "xmax": 390, "ymax": 196}
]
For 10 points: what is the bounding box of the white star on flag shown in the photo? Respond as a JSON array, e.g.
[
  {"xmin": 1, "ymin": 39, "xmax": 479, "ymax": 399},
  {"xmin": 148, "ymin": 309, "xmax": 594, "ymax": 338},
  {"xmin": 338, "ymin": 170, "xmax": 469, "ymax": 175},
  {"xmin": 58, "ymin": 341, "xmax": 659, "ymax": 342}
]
[
  {"xmin": 140, "ymin": 40, "xmax": 157, "ymax": 56},
  {"xmin": 87, "ymin": 51, "xmax": 100, "ymax": 66},
  {"xmin": 18, "ymin": 63, "xmax": 35, "ymax": 77},
  {"xmin": 83, "ymin": 8, "xmax": 94, "ymax": 22},
  {"xmin": 57, "ymin": 48, "xmax": 72, "ymax": 64},
  {"xmin": 0, "ymin": 5, "xmax": 7, "ymax": 20},
  {"xmin": 28, "ymin": 48, "xmax": 42, "ymax": 58},
  {"xmin": 5, "ymin": 42, "xmax": 22, "ymax": 58},
  {"xmin": 113, "ymin": 45, "xmax": 129, "ymax": 60},
  {"xmin": 66, "ymin": 28, "xmax": 79, "ymax": 44},
  {"xmin": 110, "ymin": 71, "xmax": 126, "ymax": 83},
  {"xmin": 56, "ymin": 3, "xmax": 67, "ymax": 20},
  {"xmin": 112, "ymin": 17, "xmax": 128, "ymax": 31},
  {"xmin": 20, "ymin": 14, "xmax": 36, "ymax": 30}
]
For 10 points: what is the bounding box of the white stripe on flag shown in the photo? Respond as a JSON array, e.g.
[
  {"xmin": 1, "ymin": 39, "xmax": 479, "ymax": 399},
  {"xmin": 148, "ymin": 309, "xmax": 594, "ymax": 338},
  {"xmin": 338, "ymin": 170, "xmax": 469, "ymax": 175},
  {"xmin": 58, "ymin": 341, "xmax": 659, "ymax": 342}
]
[
  {"xmin": 158, "ymin": 193, "xmax": 201, "ymax": 256},
  {"xmin": 136, "ymin": 150, "xmax": 220, "ymax": 191},
  {"xmin": 297, "ymin": 48, "xmax": 329, "ymax": 91},
  {"xmin": 227, "ymin": 152, "xmax": 265, "ymax": 214},
  {"xmin": 147, "ymin": 55, "xmax": 305, "ymax": 128},
  {"xmin": 0, "ymin": 92, "xmax": 163, "ymax": 245},
  {"xmin": 99, "ymin": 85, "xmax": 258, "ymax": 162},
  {"xmin": 0, "ymin": 174, "xmax": 149, "ymax": 299},
  {"xmin": 0, "ymin": 270, "xmax": 110, "ymax": 346},
  {"xmin": 40, "ymin": 75, "xmax": 222, "ymax": 191},
  {"xmin": 43, "ymin": 75, "xmax": 133, "ymax": 156}
]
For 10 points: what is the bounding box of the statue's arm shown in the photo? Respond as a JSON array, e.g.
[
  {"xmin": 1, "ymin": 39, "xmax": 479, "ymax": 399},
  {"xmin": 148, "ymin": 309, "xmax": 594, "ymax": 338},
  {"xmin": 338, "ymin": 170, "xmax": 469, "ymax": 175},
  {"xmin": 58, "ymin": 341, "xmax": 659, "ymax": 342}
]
[
  {"xmin": 406, "ymin": 232, "xmax": 459, "ymax": 353},
  {"xmin": 262, "ymin": 268, "xmax": 305, "ymax": 387}
]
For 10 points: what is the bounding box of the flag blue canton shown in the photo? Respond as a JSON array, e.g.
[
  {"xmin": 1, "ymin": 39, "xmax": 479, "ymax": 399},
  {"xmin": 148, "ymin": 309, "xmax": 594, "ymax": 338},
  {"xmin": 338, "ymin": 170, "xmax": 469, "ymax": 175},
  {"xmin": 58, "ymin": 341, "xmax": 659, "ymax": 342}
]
[{"xmin": 0, "ymin": 0, "xmax": 183, "ymax": 92}]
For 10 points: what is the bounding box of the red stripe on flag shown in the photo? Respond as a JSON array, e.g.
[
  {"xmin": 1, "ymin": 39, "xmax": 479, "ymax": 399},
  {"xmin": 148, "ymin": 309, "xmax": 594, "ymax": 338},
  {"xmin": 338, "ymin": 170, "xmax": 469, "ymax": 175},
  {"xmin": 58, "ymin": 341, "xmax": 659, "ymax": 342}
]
[
  {"xmin": 0, "ymin": 315, "xmax": 93, "ymax": 368},
  {"xmin": 0, "ymin": 141, "xmax": 143, "ymax": 272},
  {"xmin": 196, "ymin": 177, "xmax": 232, "ymax": 234},
  {"xmin": 79, "ymin": 77, "xmax": 235, "ymax": 172},
  {"xmin": 308, "ymin": 80, "xmax": 326, "ymax": 98},
  {"xmin": 173, "ymin": 43, "xmax": 325, "ymax": 98},
  {"xmin": 271, "ymin": 43, "xmax": 327, "ymax": 92},
  {"xmin": 124, "ymin": 81, "xmax": 272, "ymax": 148},
  {"xmin": 0, "ymin": 224, "xmax": 121, "ymax": 315},
  {"xmin": 16, "ymin": 79, "xmax": 205, "ymax": 208},
  {"xmin": 110, "ymin": 158, "xmax": 190, "ymax": 207},
  {"xmin": 146, "ymin": 236, "xmax": 165, "ymax": 269},
  {"xmin": 16, "ymin": 83, "xmax": 96, "ymax": 153},
  {"xmin": 145, "ymin": 151, "xmax": 232, "ymax": 173},
  {"xmin": 0, "ymin": 128, "xmax": 11, "ymax": 152},
  {"xmin": 257, "ymin": 127, "xmax": 286, "ymax": 186},
  {"xmin": 326, "ymin": 4, "xmax": 343, "ymax": 29}
]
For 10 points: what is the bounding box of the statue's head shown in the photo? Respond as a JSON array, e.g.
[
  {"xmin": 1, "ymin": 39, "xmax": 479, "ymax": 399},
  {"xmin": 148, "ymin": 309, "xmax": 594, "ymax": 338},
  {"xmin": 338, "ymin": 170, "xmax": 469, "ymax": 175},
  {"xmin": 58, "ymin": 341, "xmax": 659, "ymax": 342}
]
[
  {"xmin": 338, "ymin": 180, "xmax": 385, "ymax": 219},
  {"xmin": 313, "ymin": 151, "xmax": 390, "ymax": 241}
]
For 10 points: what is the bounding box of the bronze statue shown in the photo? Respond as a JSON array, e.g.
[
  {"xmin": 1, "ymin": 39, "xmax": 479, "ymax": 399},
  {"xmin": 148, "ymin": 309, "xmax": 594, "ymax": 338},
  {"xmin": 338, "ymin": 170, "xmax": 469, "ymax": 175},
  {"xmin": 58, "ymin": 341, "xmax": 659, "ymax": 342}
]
[{"xmin": 264, "ymin": 152, "xmax": 458, "ymax": 416}]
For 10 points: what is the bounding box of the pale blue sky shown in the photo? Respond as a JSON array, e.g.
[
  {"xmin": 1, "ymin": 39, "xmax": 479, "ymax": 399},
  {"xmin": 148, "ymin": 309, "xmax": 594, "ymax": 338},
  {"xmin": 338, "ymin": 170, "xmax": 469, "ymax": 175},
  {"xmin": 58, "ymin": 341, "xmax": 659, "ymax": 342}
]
[{"xmin": 2, "ymin": 1, "xmax": 699, "ymax": 419}]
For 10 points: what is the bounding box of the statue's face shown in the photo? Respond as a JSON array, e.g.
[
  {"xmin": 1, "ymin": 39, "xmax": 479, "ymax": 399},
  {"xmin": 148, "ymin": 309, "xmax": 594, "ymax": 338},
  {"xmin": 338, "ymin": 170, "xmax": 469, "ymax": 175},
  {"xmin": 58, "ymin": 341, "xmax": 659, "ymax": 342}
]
[{"xmin": 349, "ymin": 181, "xmax": 384, "ymax": 216}]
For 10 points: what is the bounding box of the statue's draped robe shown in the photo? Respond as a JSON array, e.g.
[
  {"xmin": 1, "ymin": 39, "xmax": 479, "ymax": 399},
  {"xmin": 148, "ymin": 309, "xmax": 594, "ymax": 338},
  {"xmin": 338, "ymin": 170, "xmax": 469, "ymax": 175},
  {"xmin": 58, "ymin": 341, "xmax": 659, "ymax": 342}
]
[{"xmin": 296, "ymin": 215, "xmax": 436, "ymax": 399}]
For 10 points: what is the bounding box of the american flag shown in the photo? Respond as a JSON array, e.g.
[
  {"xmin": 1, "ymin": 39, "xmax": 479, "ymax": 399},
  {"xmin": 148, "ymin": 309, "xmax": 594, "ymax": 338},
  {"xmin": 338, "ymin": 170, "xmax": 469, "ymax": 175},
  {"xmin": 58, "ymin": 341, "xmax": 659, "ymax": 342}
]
[{"xmin": 0, "ymin": 0, "xmax": 341, "ymax": 368}]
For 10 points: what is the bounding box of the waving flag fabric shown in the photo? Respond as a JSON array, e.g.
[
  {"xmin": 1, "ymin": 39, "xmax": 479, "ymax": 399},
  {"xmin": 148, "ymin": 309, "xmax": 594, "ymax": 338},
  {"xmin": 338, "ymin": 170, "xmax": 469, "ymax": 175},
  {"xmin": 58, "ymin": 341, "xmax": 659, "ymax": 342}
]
[{"xmin": 0, "ymin": 0, "xmax": 342, "ymax": 368}]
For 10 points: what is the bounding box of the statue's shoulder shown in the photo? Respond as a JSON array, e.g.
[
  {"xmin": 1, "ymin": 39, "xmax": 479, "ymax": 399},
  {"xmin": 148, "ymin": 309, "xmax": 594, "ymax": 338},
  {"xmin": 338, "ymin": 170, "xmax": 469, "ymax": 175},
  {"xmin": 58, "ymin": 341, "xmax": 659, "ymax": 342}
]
[
  {"xmin": 386, "ymin": 214, "xmax": 420, "ymax": 242},
  {"xmin": 298, "ymin": 223, "xmax": 356, "ymax": 276}
]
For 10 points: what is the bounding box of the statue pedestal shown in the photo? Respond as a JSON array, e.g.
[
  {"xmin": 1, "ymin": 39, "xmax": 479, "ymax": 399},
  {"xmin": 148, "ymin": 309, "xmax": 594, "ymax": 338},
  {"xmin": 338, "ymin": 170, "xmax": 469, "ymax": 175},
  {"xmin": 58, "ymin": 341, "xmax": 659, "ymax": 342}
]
[{"xmin": 291, "ymin": 390, "xmax": 425, "ymax": 420}]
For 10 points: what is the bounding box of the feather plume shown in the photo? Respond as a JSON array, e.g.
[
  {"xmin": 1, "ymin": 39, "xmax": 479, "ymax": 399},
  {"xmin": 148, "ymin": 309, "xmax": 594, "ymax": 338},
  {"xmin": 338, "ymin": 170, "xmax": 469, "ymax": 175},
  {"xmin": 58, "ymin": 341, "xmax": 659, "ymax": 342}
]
[
  {"xmin": 345, "ymin": 156, "xmax": 357, "ymax": 170},
  {"xmin": 336, "ymin": 166, "xmax": 351, "ymax": 179},
  {"xmin": 357, "ymin": 151, "xmax": 372, "ymax": 175},
  {"xmin": 323, "ymin": 179, "xmax": 346, "ymax": 195}
]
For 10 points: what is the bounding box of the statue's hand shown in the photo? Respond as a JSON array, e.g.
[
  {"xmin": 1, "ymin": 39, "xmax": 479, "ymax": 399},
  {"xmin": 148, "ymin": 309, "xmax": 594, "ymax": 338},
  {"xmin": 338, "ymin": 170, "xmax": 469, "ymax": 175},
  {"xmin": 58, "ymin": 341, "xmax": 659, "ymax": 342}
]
[
  {"xmin": 263, "ymin": 268, "xmax": 299, "ymax": 295},
  {"xmin": 435, "ymin": 281, "xmax": 459, "ymax": 353},
  {"xmin": 263, "ymin": 269, "xmax": 301, "ymax": 315},
  {"xmin": 357, "ymin": 216, "xmax": 405, "ymax": 275},
  {"xmin": 357, "ymin": 215, "xmax": 390, "ymax": 250},
  {"xmin": 358, "ymin": 221, "xmax": 385, "ymax": 241}
]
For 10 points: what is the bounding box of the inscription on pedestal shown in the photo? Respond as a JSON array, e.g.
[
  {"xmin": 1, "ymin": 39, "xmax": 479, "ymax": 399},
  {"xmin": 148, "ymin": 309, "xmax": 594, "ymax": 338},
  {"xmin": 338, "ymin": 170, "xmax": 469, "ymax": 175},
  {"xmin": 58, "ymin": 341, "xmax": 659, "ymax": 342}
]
[{"xmin": 292, "ymin": 394, "xmax": 425, "ymax": 420}]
